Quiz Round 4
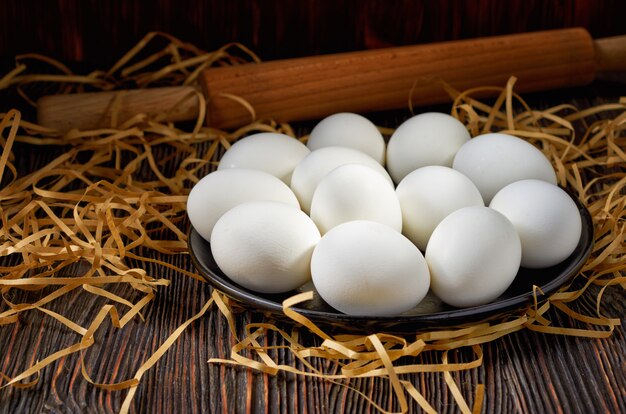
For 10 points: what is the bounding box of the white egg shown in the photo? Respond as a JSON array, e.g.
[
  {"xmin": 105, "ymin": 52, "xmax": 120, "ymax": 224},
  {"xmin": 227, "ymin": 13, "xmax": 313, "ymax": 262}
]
[
  {"xmin": 386, "ymin": 112, "xmax": 470, "ymax": 184},
  {"xmin": 310, "ymin": 164, "xmax": 402, "ymax": 234},
  {"xmin": 489, "ymin": 179, "xmax": 582, "ymax": 268},
  {"xmin": 211, "ymin": 201, "xmax": 321, "ymax": 294},
  {"xmin": 452, "ymin": 132, "xmax": 557, "ymax": 203},
  {"xmin": 396, "ymin": 166, "xmax": 484, "ymax": 250},
  {"xmin": 307, "ymin": 113, "xmax": 386, "ymax": 165},
  {"xmin": 425, "ymin": 206, "xmax": 521, "ymax": 307},
  {"xmin": 218, "ymin": 132, "xmax": 310, "ymax": 184},
  {"xmin": 187, "ymin": 169, "xmax": 299, "ymax": 242},
  {"xmin": 311, "ymin": 220, "xmax": 430, "ymax": 316},
  {"xmin": 290, "ymin": 146, "xmax": 393, "ymax": 213}
]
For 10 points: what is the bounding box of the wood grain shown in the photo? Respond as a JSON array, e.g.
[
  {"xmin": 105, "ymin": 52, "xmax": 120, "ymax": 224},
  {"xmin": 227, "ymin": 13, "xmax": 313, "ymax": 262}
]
[
  {"xmin": 0, "ymin": 83, "xmax": 625, "ymax": 414},
  {"xmin": 201, "ymin": 28, "xmax": 596, "ymax": 128},
  {"xmin": 36, "ymin": 27, "xmax": 626, "ymax": 131},
  {"xmin": 37, "ymin": 86, "xmax": 199, "ymax": 131}
]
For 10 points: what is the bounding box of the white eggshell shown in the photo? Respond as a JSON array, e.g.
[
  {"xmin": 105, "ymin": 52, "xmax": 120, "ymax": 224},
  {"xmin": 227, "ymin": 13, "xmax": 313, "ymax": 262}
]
[
  {"xmin": 490, "ymin": 179, "xmax": 582, "ymax": 268},
  {"xmin": 310, "ymin": 164, "xmax": 402, "ymax": 234},
  {"xmin": 218, "ymin": 132, "xmax": 310, "ymax": 184},
  {"xmin": 425, "ymin": 206, "xmax": 521, "ymax": 307},
  {"xmin": 307, "ymin": 113, "xmax": 386, "ymax": 165},
  {"xmin": 386, "ymin": 112, "xmax": 470, "ymax": 184},
  {"xmin": 290, "ymin": 146, "xmax": 393, "ymax": 213},
  {"xmin": 396, "ymin": 166, "xmax": 484, "ymax": 250},
  {"xmin": 211, "ymin": 201, "xmax": 321, "ymax": 294},
  {"xmin": 311, "ymin": 220, "xmax": 430, "ymax": 316},
  {"xmin": 187, "ymin": 169, "xmax": 299, "ymax": 242},
  {"xmin": 452, "ymin": 132, "xmax": 557, "ymax": 203}
]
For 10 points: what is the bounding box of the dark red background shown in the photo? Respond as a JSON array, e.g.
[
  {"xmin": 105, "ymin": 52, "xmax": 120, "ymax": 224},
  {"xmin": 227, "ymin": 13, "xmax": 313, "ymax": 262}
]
[{"xmin": 1, "ymin": 0, "xmax": 625, "ymax": 65}]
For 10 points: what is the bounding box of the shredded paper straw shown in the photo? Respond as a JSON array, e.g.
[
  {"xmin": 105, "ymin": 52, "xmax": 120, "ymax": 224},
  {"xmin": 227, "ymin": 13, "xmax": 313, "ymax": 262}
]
[{"xmin": 0, "ymin": 34, "xmax": 624, "ymax": 413}]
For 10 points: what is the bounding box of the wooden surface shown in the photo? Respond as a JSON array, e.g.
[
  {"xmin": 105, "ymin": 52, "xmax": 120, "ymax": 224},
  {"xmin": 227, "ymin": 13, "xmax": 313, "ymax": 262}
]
[
  {"xmin": 38, "ymin": 27, "xmax": 620, "ymax": 131},
  {"xmin": 202, "ymin": 28, "xmax": 598, "ymax": 128},
  {"xmin": 37, "ymin": 86, "xmax": 199, "ymax": 131},
  {"xmin": 0, "ymin": 81, "xmax": 625, "ymax": 413}
]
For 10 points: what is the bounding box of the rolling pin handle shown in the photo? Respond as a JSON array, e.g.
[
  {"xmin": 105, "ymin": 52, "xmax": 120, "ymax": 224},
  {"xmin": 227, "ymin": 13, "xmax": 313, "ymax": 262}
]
[
  {"xmin": 37, "ymin": 86, "xmax": 199, "ymax": 131},
  {"xmin": 593, "ymin": 35, "xmax": 626, "ymax": 73}
]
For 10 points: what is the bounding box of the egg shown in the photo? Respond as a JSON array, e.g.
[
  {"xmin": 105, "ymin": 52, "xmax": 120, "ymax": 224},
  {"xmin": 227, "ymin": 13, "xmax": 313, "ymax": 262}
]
[
  {"xmin": 290, "ymin": 146, "xmax": 393, "ymax": 213},
  {"xmin": 425, "ymin": 206, "xmax": 521, "ymax": 307},
  {"xmin": 396, "ymin": 166, "xmax": 484, "ymax": 250},
  {"xmin": 187, "ymin": 169, "xmax": 299, "ymax": 242},
  {"xmin": 311, "ymin": 220, "xmax": 430, "ymax": 316},
  {"xmin": 218, "ymin": 132, "xmax": 310, "ymax": 184},
  {"xmin": 310, "ymin": 164, "xmax": 402, "ymax": 234},
  {"xmin": 211, "ymin": 201, "xmax": 321, "ymax": 294},
  {"xmin": 489, "ymin": 179, "xmax": 582, "ymax": 268},
  {"xmin": 452, "ymin": 132, "xmax": 557, "ymax": 203},
  {"xmin": 307, "ymin": 113, "xmax": 386, "ymax": 165},
  {"xmin": 386, "ymin": 112, "xmax": 470, "ymax": 184}
]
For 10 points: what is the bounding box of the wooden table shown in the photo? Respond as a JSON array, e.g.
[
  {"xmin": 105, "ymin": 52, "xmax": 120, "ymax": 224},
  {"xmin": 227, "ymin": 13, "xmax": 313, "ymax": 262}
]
[{"xmin": 0, "ymin": 80, "xmax": 625, "ymax": 414}]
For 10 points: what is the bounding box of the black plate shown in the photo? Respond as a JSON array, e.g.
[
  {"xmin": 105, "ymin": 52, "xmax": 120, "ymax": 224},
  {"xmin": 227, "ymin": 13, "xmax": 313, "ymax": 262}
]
[{"xmin": 188, "ymin": 195, "xmax": 594, "ymax": 334}]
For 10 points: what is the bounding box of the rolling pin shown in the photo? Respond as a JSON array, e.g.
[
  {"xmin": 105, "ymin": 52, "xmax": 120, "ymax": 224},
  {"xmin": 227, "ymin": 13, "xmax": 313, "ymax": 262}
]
[{"xmin": 37, "ymin": 28, "xmax": 626, "ymax": 131}]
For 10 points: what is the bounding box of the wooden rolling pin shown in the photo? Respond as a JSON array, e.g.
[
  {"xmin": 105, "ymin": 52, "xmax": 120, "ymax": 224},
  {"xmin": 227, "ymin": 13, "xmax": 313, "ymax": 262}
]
[{"xmin": 38, "ymin": 28, "xmax": 626, "ymax": 131}]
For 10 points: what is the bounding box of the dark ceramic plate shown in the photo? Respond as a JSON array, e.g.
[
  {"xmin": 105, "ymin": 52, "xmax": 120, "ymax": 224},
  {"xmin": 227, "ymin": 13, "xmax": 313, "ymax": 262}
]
[{"xmin": 188, "ymin": 195, "xmax": 593, "ymax": 334}]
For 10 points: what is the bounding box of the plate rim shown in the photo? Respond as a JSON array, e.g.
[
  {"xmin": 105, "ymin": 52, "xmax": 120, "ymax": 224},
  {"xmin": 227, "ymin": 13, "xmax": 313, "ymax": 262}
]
[{"xmin": 187, "ymin": 193, "xmax": 594, "ymax": 328}]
